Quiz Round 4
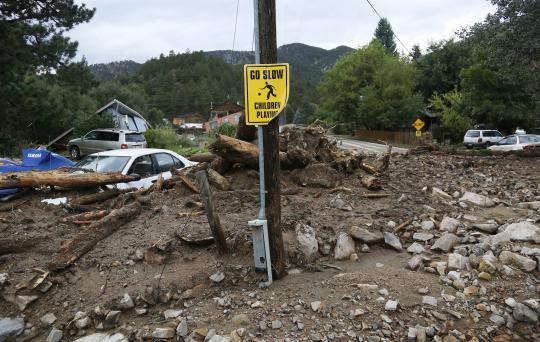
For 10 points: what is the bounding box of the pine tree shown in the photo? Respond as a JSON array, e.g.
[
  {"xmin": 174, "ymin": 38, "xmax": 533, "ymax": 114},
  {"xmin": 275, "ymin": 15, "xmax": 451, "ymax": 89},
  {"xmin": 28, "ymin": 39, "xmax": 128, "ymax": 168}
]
[
  {"xmin": 411, "ymin": 44, "xmax": 422, "ymax": 60},
  {"xmin": 374, "ymin": 18, "xmax": 397, "ymax": 55}
]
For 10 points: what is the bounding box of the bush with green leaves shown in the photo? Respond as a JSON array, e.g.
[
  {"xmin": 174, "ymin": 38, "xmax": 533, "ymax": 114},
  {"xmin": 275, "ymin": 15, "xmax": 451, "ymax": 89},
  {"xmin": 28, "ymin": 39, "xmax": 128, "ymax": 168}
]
[
  {"xmin": 144, "ymin": 126, "xmax": 203, "ymax": 157},
  {"xmin": 212, "ymin": 122, "xmax": 237, "ymax": 138},
  {"xmin": 430, "ymin": 90, "xmax": 472, "ymax": 143}
]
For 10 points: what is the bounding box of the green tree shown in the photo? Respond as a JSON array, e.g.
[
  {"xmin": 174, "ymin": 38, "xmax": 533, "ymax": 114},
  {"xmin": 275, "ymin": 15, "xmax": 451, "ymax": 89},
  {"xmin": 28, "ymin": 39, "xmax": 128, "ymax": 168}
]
[
  {"xmin": 374, "ymin": 18, "xmax": 397, "ymax": 55},
  {"xmin": 430, "ymin": 90, "xmax": 471, "ymax": 142},
  {"xmin": 318, "ymin": 41, "xmax": 423, "ymax": 131},
  {"xmin": 411, "ymin": 44, "xmax": 422, "ymax": 61}
]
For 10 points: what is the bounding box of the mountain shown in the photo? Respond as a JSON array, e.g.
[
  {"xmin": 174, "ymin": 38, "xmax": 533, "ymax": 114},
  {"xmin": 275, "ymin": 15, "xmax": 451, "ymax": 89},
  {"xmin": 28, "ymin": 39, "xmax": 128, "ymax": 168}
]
[
  {"xmin": 90, "ymin": 43, "xmax": 354, "ymax": 84},
  {"xmin": 89, "ymin": 60, "xmax": 141, "ymax": 81}
]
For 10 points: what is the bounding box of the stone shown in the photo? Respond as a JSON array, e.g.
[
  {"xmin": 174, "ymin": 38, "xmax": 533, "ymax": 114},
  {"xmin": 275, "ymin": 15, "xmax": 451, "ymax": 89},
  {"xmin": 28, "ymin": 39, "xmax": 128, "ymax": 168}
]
[
  {"xmin": 15, "ymin": 295, "xmax": 38, "ymax": 311},
  {"xmin": 349, "ymin": 226, "xmax": 383, "ymax": 244},
  {"xmin": 512, "ymin": 303, "xmax": 538, "ymax": 323},
  {"xmin": 417, "ymin": 288, "xmax": 429, "ymax": 294},
  {"xmin": 163, "ymin": 309, "xmax": 183, "ymax": 319},
  {"xmin": 73, "ymin": 333, "xmax": 128, "ymax": 342},
  {"xmin": 439, "ymin": 217, "xmax": 461, "ymax": 233},
  {"xmin": 448, "ymin": 253, "xmax": 468, "ymax": 270},
  {"xmin": 47, "ymin": 328, "xmax": 63, "ymax": 342},
  {"xmin": 407, "ymin": 255, "xmax": 423, "ymax": 271},
  {"xmin": 432, "ymin": 187, "xmax": 452, "ymax": 199},
  {"xmin": 176, "ymin": 319, "xmax": 188, "ymax": 338},
  {"xmin": 334, "ymin": 233, "xmax": 356, "ymax": 260},
  {"xmin": 0, "ymin": 317, "xmax": 25, "ymax": 340},
  {"xmin": 447, "ymin": 271, "xmax": 460, "ymax": 281},
  {"xmin": 407, "ymin": 326, "xmax": 417, "ymax": 339},
  {"xmin": 416, "ymin": 326, "xmax": 427, "ymax": 342},
  {"xmin": 350, "ymin": 253, "xmax": 359, "ymax": 261},
  {"xmin": 478, "ymin": 272, "xmax": 492, "ymax": 281},
  {"xmin": 384, "ymin": 300, "xmax": 398, "ymax": 311},
  {"xmin": 463, "ymin": 286, "xmax": 478, "ymax": 296},
  {"xmin": 479, "ymin": 259, "xmax": 497, "ymax": 274},
  {"xmin": 459, "ymin": 192, "xmax": 495, "ymax": 207},
  {"xmin": 431, "ymin": 233, "xmax": 460, "ymax": 252},
  {"xmin": 103, "ymin": 310, "xmax": 121, "ymax": 330},
  {"xmin": 516, "ymin": 201, "xmax": 540, "ymax": 210},
  {"xmin": 330, "ymin": 194, "xmax": 352, "ymax": 211},
  {"xmin": 75, "ymin": 317, "xmax": 91, "ymax": 329},
  {"xmin": 421, "ymin": 220, "xmax": 435, "ymax": 230},
  {"xmin": 504, "ymin": 221, "xmax": 540, "ymax": 243},
  {"xmin": 472, "ymin": 222, "xmax": 499, "ymax": 233},
  {"xmin": 0, "ymin": 273, "xmax": 7, "ymax": 287},
  {"xmin": 210, "ymin": 271, "xmax": 225, "ymax": 283},
  {"xmin": 40, "ymin": 313, "xmax": 57, "ymax": 326},
  {"xmin": 271, "ymin": 320, "xmax": 282, "ymax": 329},
  {"xmin": 295, "ymin": 223, "xmax": 318, "ymax": 260},
  {"xmin": 413, "ymin": 232, "xmax": 434, "ymax": 242},
  {"xmin": 152, "ymin": 327, "xmax": 175, "ymax": 339},
  {"xmin": 383, "ymin": 232, "xmax": 402, "ymax": 251},
  {"xmin": 311, "ymin": 301, "xmax": 322, "ymax": 312},
  {"xmin": 490, "ymin": 314, "xmax": 506, "ymax": 326},
  {"xmin": 499, "ymin": 251, "xmax": 536, "ymax": 272},
  {"xmin": 422, "ymin": 296, "xmax": 437, "ymax": 307},
  {"xmin": 407, "ymin": 242, "xmax": 425, "ymax": 254},
  {"xmin": 505, "ymin": 298, "xmax": 517, "ymax": 307},
  {"xmin": 118, "ymin": 293, "xmax": 134, "ymax": 310},
  {"xmin": 231, "ymin": 314, "xmax": 250, "ymax": 326}
]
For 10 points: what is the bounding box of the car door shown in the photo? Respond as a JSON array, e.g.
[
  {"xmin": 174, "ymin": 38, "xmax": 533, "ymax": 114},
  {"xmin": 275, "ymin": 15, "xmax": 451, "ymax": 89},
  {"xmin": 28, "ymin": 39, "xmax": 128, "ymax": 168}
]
[
  {"xmin": 493, "ymin": 137, "xmax": 517, "ymax": 151},
  {"xmin": 81, "ymin": 131, "xmax": 99, "ymax": 155},
  {"xmin": 152, "ymin": 152, "xmax": 176, "ymax": 182},
  {"xmin": 124, "ymin": 154, "xmax": 158, "ymax": 189}
]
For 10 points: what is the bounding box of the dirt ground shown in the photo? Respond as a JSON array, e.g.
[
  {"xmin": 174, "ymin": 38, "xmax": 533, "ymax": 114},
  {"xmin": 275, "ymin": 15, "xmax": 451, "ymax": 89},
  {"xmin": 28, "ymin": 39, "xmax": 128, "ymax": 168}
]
[{"xmin": 0, "ymin": 151, "xmax": 539, "ymax": 341}]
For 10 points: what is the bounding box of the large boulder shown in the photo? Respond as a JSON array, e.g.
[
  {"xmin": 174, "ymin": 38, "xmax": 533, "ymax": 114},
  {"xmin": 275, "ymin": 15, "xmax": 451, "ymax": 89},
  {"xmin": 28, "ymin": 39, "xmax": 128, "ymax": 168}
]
[
  {"xmin": 459, "ymin": 192, "xmax": 495, "ymax": 207},
  {"xmin": 295, "ymin": 223, "xmax": 319, "ymax": 261},
  {"xmin": 334, "ymin": 233, "xmax": 356, "ymax": 260},
  {"xmin": 504, "ymin": 221, "xmax": 540, "ymax": 243},
  {"xmin": 292, "ymin": 163, "xmax": 341, "ymax": 188},
  {"xmin": 499, "ymin": 251, "xmax": 536, "ymax": 272},
  {"xmin": 349, "ymin": 226, "xmax": 383, "ymax": 244}
]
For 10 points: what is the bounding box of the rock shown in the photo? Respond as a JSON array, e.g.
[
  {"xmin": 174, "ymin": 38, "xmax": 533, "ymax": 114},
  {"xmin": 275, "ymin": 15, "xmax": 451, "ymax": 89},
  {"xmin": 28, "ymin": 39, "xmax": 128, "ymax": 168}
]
[
  {"xmin": 350, "ymin": 253, "xmax": 359, "ymax": 262},
  {"xmin": 334, "ymin": 232, "xmax": 356, "ymax": 260},
  {"xmin": 47, "ymin": 328, "xmax": 63, "ymax": 342},
  {"xmin": 463, "ymin": 286, "xmax": 478, "ymax": 296},
  {"xmin": 416, "ymin": 326, "xmax": 427, "ymax": 342},
  {"xmin": 431, "ymin": 233, "xmax": 460, "ymax": 252},
  {"xmin": 15, "ymin": 295, "xmax": 38, "ymax": 311},
  {"xmin": 447, "ymin": 271, "xmax": 460, "ymax": 281},
  {"xmin": 75, "ymin": 317, "xmax": 91, "ymax": 330},
  {"xmin": 118, "ymin": 293, "xmax": 134, "ymax": 310},
  {"xmin": 490, "ymin": 314, "xmax": 506, "ymax": 326},
  {"xmin": 271, "ymin": 320, "xmax": 282, "ymax": 329},
  {"xmin": 210, "ymin": 271, "xmax": 225, "ymax": 283},
  {"xmin": 499, "ymin": 251, "xmax": 536, "ymax": 272},
  {"xmin": 295, "ymin": 223, "xmax": 319, "ymax": 260},
  {"xmin": 176, "ymin": 319, "xmax": 188, "ymax": 337},
  {"xmin": 293, "ymin": 163, "xmax": 341, "ymax": 188},
  {"xmin": 311, "ymin": 301, "xmax": 322, "ymax": 312},
  {"xmin": 207, "ymin": 335, "xmax": 226, "ymax": 342},
  {"xmin": 74, "ymin": 333, "xmax": 128, "ymax": 342},
  {"xmin": 504, "ymin": 221, "xmax": 540, "ymax": 243},
  {"xmin": 349, "ymin": 226, "xmax": 383, "ymax": 244},
  {"xmin": 516, "ymin": 201, "xmax": 540, "ymax": 210},
  {"xmin": 479, "ymin": 259, "xmax": 497, "ymax": 274},
  {"xmin": 421, "ymin": 220, "xmax": 435, "ymax": 230},
  {"xmin": 413, "ymin": 232, "xmax": 434, "ymax": 242},
  {"xmin": 472, "ymin": 222, "xmax": 499, "ymax": 233},
  {"xmin": 383, "ymin": 232, "xmax": 402, "ymax": 251},
  {"xmin": 512, "ymin": 303, "xmax": 538, "ymax": 323},
  {"xmin": 384, "ymin": 300, "xmax": 399, "ymax": 311},
  {"xmin": 163, "ymin": 309, "xmax": 182, "ymax": 319},
  {"xmin": 0, "ymin": 273, "xmax": 7, "ymax": 287},
  {"xmin": 407, "ymin": 326, "xmax": 417, "ymax": 340},
  {"xmin": 505, "ymin": 298, "xmax": 517, "ymax": 308},
  {"xmin": 447, "ymin": 253, "xmax": 468, "ymax": 270},
  {"xmin": 152, "ymin": 327, "xmax": 176, "ymax": 339},
  {"xmin": 40, "ymin": 313, "xmax": 57, "ymax": 326},
  {"xmin": 103, "ymin": 310, "xmax": 121, "ymax": 330},
  {"xmin": 417, "ymin": 288, "xmax": 429, "ymax": 294},
  {"xmin": 478, "ymin": 272, "xmax": 492, "ymax": 281},
  {"xmin": 407, "ymin": 255, "xmax": 423, "ymax": 271},
  {"xmin": 330, "ymin": 194, "xmax": 352, "ymax": 211},
  {"xmin": 439, "ymin": 217, "xmax": 461, "ymax": 233},
  {"xmin": 459, "ymin": 192, "xmax": 495, "ymax": 207},
  {"xmin": 232, "ymin": 314, "xmax": 250, "ymax": 326},
  {"xmin": 407, "ymin": 242, "xmax": 425, "ymax": 254},
  {"xmin": 0, "ymin": 317, "xmax": 25, "ymax": 340},
  {"xmin": 432, "ymin": 187, "xmax": 452, "ymax": 199},
  {"xmin": 422, "ymin": 296, "xmax": 437, "ymax": 307}
]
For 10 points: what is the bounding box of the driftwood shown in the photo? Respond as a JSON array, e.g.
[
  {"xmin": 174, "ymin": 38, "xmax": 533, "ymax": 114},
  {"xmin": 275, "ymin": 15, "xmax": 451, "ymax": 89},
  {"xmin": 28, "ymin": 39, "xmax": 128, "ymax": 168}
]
[
  {"xmin": 361, "ymin": 175, "xmax": 381, "ymax": 190},
  {"xmin": 171, "ymin": 169, "xmax": 199, "ymax": 193},
  {"xmin": 209, "ymin": 134, "xmax": 259, "ymax": 168},
  {"xmin": 61, "ymin": 210, "xmax": 110, "ymax": 223},
  {"xmin": 0, "ymin": 170, "xmax": 140, "ymax": 190},
  {"xmin": 360, "ymin": 193, "xmax": 389, "ymax": 198},
  {"xmin": 394, "ymin": 218, "xmax": 414, "ymax": 233},
  {"xmin": 209, "ymin": 156, "xmax": 231, "ymax": 174},
  {"xmin": 176, "ymin": 211, "xmax": 205, "ymax": 218},
  {"xmin": 0, "ymin": 238, "xmax": 37, "ymax": 255},
  {"xmin": 207, "ymin": 169, "xmax": 230, "ymax": 191},
  {"xmin": 195, "ymin": 170, "xmax": 228, "ymax": 254},
  {"xmin": 189, "ymin": 152, "xmax": 217, "ymax": 163},
  {"xmin": 378, "ymin": 145, "xmax": 393, "ymax": 173},
  {"xmin": 48, "ymin": 201, "xmax": 142, "ymax": 271},
  {"xmin": 68, "ymin": 188, "xmax": 132, "ymax": 206}
]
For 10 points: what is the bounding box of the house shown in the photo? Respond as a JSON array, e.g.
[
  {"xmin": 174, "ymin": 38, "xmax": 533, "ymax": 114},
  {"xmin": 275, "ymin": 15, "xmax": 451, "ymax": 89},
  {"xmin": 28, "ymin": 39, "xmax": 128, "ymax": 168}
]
[
  {"xmin": 204, "ymin": 101, "xmax": 244, "ymax": 132},
  {"xmin": 172, "ymin": 112, "xmax": 205, "ymax": 127},
  {"xmin": 96, "ymin": 99, "xmax": 151, "ymax": 132}
]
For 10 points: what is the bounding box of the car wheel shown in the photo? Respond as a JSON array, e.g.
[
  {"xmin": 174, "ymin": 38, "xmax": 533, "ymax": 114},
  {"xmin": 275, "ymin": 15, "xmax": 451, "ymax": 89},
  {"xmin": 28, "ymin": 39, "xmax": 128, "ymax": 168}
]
[
  {"xmin": 484, "ymin": 142, "xmax": 491, "ymax": 148},
  {"xmin": 69, "ymin": 146, "xmax": 81, "ymax": 160}
]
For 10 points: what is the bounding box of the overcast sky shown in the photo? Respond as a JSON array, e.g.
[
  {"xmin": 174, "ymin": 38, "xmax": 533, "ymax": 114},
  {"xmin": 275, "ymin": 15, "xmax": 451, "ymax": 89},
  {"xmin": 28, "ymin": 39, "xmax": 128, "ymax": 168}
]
[{"xmin": 68, "ymin": 0, "xmax": 494, "ymax": 64}]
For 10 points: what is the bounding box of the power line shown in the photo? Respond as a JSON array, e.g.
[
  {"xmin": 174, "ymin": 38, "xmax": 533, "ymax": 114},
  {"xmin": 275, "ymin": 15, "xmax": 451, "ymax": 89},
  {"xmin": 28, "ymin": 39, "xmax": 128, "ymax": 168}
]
[
  {"xmin": 363, "ymin": 0, "xmax": 412, "ymax": 56},
  {"xmin": 231, "ymin": 0, "xmax": 240, "ymax": 51}
]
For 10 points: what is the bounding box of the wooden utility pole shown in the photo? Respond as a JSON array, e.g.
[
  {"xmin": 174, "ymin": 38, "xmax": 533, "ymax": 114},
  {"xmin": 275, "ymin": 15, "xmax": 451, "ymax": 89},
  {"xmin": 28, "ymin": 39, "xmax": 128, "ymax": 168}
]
[{"xmin": 257, "ymin": 0, "xmax": 286, "ymax": 279}]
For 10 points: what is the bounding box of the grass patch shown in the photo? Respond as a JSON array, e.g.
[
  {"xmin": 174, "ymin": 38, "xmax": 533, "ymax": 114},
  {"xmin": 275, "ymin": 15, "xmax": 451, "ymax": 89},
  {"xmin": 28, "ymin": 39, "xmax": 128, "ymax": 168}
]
[{"xmin": 144, "ymin": 126, "xmax": 206, "ymax": 157}]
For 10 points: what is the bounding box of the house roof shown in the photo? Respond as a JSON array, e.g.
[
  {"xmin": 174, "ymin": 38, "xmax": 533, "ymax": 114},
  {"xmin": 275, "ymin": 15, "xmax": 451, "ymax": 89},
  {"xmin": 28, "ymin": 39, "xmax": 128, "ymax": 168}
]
[
  {"xmin": 211, "ymin": 100, "xmax": 244, "ymax": 114},
  {"xmin": 96, "ymin": 99, "xmax": 146, "ymax": 120}
]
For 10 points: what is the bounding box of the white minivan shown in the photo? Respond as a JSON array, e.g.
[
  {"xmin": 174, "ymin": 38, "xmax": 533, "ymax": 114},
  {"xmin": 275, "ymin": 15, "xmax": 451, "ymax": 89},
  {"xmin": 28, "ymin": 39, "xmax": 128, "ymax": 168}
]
[{"xmin": 463, "ymin": 130, "xmax": 503, "ymax": 148}]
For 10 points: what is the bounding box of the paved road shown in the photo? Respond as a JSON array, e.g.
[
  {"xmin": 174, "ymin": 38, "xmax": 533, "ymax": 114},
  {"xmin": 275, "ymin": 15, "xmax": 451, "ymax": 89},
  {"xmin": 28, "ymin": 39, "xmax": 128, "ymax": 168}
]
[{"xmin": 336, "ymin": 137, "xmax": 409, "ymax": 154}]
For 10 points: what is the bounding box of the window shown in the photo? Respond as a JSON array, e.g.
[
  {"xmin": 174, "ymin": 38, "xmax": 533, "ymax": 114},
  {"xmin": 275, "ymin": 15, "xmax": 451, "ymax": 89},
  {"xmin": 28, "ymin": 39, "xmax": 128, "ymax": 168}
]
[
  {"xmin": 483, "ymin": 131, "xmax": 494, "ymax": 137},
  {"xmin": 154, "ymin": 153, "xmax": 175, "ymax": 173},
  {"xmin": 97, "ymin": 132, "xmax": 119, "ymax": 141},
  {"xmin": 128, "ymin": 155, "xmax": 155, "ymax": 177},
  {"xmin": 125, "ymin": 133, "xmax": 145, "ymax": 142},
  {"xmin": 465, "ymin": 131, "xmax": 480, "ymax": 137},
  {"xmin": 133, "ymin": 116, "xmax": 148, "ymax": 132},
  {"xmin": 85, "ymin": 131, "xmax": 99, "ymax": 140},
  {"xmin": 494, "ymin": 131, "xmax": 503, "ymax": 137},
  {"xmin": 76, "ymin": 156, "xmax": 129, "ymax": 173},
  {"xmin": 499, "ymin": 137, "xmax": 517, "ymax": 145},
  {"xmin": 520, "ymin": 135, "xmax": 540, "ymax": 143},
  {"xmin": 172, "ymin": 156, "xmax": 185, "ymax": 169}
]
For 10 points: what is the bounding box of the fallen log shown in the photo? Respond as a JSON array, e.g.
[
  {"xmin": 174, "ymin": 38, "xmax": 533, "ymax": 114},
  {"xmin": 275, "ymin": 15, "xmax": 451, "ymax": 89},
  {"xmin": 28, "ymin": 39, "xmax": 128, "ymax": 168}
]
[
  {"xmin": 0, "ymin": 238, "xmax": 37, "ymax": 255},
  {"xmin": 68, "ymin": 188, "xmax": 132, "ymax": 206},
  {"xmin": 0, "ymin": 170, "xmax": 140, "ymax": 190},
  {"xmin": 189, "ymin": 152, "xmax": 217, "ymax": 163},
  {"xmin": 48, "ymin": 201, "xmax": 142, "ymax": 270},
  {"xmin": 177, "ymin": 211, "xmax": 205, "ymax": 218},
  {"xmin": 360, "ymin": 193, "xmax": 389, "ymax": 198},
  {"xmin": 171, "ymin": 169, "xmax": 199, "ymax": 193},
  {"xmin": 361, "ymin": 175, "xmax": 381, "ymax": 190},
  {"xmin": 377, "ymin": 145, "xmax": 393, "ymax": 173},
  {"xmin": 207, "ymin": 169, "xmax": 230, "ymax": 191},
  {"xmin": 209, "ymin": 134, "xmax": 259, "ymax": 168},
  {"xmin": 61, "ymin": 210, "xmax": 110, "ymax": 223}
]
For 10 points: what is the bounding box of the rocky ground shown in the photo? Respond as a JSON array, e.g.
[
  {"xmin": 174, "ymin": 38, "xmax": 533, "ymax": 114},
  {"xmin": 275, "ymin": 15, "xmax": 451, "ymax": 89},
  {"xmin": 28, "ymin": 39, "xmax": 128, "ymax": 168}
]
[{"xmin": 0, "ymin": 151, "xmax": 539, "ymax": 342}]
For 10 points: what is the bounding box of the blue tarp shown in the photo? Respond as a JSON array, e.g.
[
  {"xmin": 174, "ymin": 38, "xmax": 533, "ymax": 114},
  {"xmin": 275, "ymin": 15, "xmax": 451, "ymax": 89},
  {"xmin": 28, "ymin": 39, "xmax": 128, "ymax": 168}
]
[{"xmin": 0, "ymin": 149, "xmax": 75, "ymax": 198}]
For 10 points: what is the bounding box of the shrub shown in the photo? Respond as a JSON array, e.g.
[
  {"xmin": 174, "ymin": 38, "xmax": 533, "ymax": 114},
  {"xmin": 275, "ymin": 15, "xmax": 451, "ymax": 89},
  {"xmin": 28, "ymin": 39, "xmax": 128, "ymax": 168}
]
[
  {"xmin": 144, "ymin": 126, "xmax": 203, "ymax": 157},
  {"xmin": 212, "ymin": 122, "xmax": 237, "ymax": 138}
]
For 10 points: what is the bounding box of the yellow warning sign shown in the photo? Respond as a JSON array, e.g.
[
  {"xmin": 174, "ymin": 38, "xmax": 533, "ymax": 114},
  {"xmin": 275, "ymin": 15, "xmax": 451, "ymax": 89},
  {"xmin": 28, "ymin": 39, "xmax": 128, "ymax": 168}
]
[
  {"xmin": 412, "ymin": 118, "xmax": 425, "ymax": 131},
  {"xmin": 244, "ymin": 63, "xmax": 289, "ymax": 125},
  {"xmin": 416, "ymin": 130, "xmax": 422, "ymax": 137}
]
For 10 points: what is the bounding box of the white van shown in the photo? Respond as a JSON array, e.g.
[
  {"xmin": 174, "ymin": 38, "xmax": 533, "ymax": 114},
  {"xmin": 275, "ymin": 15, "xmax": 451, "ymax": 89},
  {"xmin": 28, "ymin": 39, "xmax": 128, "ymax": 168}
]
[{"xmin": 463, "ymin": 130, "xmax": 503, "ymax": 148}]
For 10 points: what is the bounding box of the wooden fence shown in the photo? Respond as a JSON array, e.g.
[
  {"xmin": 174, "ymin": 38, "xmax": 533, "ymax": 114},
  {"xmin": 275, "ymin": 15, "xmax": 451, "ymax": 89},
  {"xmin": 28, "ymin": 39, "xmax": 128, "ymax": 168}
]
[{"xmin": 355, "ymin": 129, "xmax": 418, "ymax": 146}]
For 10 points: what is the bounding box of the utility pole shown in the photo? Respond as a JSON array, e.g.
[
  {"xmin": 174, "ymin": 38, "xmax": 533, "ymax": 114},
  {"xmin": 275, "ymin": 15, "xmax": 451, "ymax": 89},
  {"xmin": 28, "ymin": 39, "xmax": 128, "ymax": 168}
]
[{"xmin": 256, "ymin": 0, "xmax": 286, "ymax": 279}]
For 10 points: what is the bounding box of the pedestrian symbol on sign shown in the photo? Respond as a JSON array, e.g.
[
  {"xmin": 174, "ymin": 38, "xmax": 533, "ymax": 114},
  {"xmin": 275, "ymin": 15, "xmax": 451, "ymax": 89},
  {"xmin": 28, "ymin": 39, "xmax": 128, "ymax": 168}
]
[{"xmin": 260, "ymin": 82, "xmax": 277, "ymax": 100}]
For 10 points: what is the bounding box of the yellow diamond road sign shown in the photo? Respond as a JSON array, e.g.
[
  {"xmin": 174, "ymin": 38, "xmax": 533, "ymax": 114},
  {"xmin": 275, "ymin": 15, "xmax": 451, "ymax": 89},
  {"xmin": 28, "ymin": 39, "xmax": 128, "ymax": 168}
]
[
  {"xmin": 413, "ymin": 118, "xmax": 425, "ymax": 131},
  {"xmin": 244, "ymin": 63, "xmax": 290, "ymax": 125}
]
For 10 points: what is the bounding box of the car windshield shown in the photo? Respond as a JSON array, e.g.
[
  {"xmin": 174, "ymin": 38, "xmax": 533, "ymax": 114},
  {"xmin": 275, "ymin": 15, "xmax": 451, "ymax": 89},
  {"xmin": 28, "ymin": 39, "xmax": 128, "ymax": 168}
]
[
  {"xmin": 465, "ymin": 131, "xmax": 480, "ymax": 137},
  {"xmin": 125, "ymin": 133, "xmax": 145, "ymax": 142},
  {"xmin": 76, "ymin": 155, "xmax": 130, "ymax": 173}
]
